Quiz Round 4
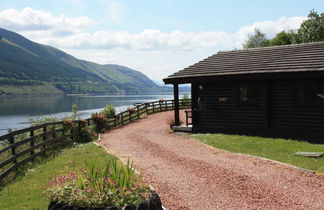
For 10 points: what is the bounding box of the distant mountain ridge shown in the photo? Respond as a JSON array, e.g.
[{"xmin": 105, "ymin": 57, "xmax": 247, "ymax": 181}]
[{"xmin": 0, "ymin": 28, "xmax": 165, "ymax": 95}]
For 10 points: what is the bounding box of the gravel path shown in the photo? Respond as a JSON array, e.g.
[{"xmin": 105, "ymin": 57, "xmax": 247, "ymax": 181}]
[{"xmin": 99, "ymin": 111, "xmax": 324, "ymax": 210}]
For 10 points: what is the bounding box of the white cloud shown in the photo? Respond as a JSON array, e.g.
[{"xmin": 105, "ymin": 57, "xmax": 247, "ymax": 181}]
[
  {"xmin": 234, "ymin": 16, "xmax": 307, "ymax": 47},
  {"xmin": 0, "ymin": 7, "xmax": 307, "ymax": 81},
  {"xmin": 0, "ymin": 7, "xmax": 93, "ymax": 35},
  {"xmin": 25, "ymin": 16, "xmax": 305, "ymax": 51}
]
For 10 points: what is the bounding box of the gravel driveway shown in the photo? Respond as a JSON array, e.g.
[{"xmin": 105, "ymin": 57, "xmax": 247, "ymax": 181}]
[{"xmin": 99, "ymin": 111, "xmax": 324, "ymax": 210}]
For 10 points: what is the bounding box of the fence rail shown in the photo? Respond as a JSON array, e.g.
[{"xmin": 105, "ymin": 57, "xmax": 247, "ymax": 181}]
[{"xmin": 0, "ymin": 99, "xmax": 191, "ymax": 183}]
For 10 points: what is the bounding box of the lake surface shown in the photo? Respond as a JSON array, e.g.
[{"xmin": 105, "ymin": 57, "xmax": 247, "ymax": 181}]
[{"xmin": 0, "ymin": 94, "xmax": 185, "ymax": 136}]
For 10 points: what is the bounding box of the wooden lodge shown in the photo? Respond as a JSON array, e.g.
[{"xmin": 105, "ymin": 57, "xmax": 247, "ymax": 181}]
[{"xmin": 163, "ymin": 41, "xmax": 324, "ymax": 143}]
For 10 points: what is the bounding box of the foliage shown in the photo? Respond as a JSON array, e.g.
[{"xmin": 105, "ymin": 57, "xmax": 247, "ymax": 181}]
[
  {"xmin": 101, "ymin": 104, "xmax": 116, "ymax": 118},
  {"xmin": 243, "ymin": 29, "xmax": 270, "ymax": 49},
  {"xmin": 45, "ymin": 158, "xmax": 150, "ymax": 207},
  {"xmin": 71, "ymin": 104, "xmax": 78, "ymax": 120},
  {"xmin": 296, "ymin": 10, "xmax": 324, "ymax": 43},
  {"xmin": 0, "ymin": 143, "xmax": 114, "ymax": 209},
  {"xmin": 128, "ymin": 107, "xmax": 136, "ymax": 114},
  {"xmin": 182, "ymin": 93, "xmax": 189, "ymax": 100},
  {"xmin": 30, "ymin": 115, "xmax": 57, "ymax": 126},
  {"xmin": 192, "ymin": 133, "xmax": 324, "ymax": 174},
  {"xmin": 269, "ymin": 30, "xmax": 295, "ymax": 46},
  {"xmin": 180, "ymin": 93, "xmax": 190, "ymax": 107},
  {"xmin": 91, "ymin": 113, "xmax": 107, "ymax": 133},
  {"xmin": 243, "ymin": 10, "xmax": 324, "ymax": 49},
  {"xmin": 76, "ymin": 120, "xmax": 93, "ymax": 143}
]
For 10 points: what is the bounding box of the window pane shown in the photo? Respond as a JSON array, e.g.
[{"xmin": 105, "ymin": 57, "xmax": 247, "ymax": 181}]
[
  {"xmin": 239, "ymin": 84, "xmax": 257, "ymax": 103},
  {"xmin": 296, "ymin": 81, "xmax": 318, "ymax": 105}
]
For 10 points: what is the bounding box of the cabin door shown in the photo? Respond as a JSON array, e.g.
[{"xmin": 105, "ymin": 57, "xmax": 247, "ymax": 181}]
[{"xmin": 192, "ymin": 84, "xmax": 205, "ymax": 128}]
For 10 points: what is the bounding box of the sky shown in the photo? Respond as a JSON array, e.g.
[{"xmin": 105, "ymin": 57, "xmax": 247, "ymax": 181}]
[{"xmin": 0, "ymin": 0, "xmax": 323, "ymax": 83}]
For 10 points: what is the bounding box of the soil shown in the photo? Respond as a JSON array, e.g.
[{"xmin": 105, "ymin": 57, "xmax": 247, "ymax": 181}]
[{"xmin": 99, "ymin": 111, "xmax": 324, "ymax": 210}]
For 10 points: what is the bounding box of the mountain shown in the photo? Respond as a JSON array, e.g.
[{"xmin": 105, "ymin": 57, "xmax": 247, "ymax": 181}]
[{"xmin": 0, "ymin": 28, "xmax": 163, "ymax": 95}]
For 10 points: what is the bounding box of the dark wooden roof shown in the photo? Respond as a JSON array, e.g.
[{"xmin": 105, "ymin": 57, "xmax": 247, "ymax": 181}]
[{"xmin": 163, "ymin": 41, "xmax": 324, "ymax": 84}]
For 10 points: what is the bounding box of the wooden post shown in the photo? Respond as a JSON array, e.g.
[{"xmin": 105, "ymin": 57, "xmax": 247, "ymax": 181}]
[
  {"xmin": 121, "ymin": 114, "xmax": 124, "ymax": 126},
  {"xmin": 145, "ymin": 103, "xmax": 148, "ymax": 114},
  {"xmin": 42, "ymin": 125, "xmax": 47, "ymax": 155},
  {"xmin": 129, "ymin": 111, "xmax": 132, "ymax": 122},
  {"xmin": 52, "ymin": 125, "xmax": 56, "ymax": 147},
  {"xmin": 136, "ymin": 106, "xmax": 140, "ymax": 119},
  {"xmin": 152, "ymin": 102, "xmax": 155, "ymax": 113},
  {"xmin": 30, "ymin": 130, "xmax": 34, "ymax": 156},
  {"xmin": 9, "ymin": 136, "xmax": 17, "ymax": 164},
  {"xmin": 174, "ymin": 84, "xmax": 180, "ymax": 126}
]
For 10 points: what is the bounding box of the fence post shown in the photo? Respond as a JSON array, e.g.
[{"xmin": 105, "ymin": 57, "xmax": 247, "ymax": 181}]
[
  {"xmin": 121, "ymin": 114, "xmax": 124, "ymax": 126},
  {"xmin": 145, "ymin": 103, "xmax": 148, "ymax": 114},
  {"xmin": 42, "ymin": 125, "xmax": 47, "ymax": 156},
  {"xmin": 62, "ymin": 123, "xmax": 65, "ymax": 139},
  {"xmin": 152, "ymin": 102, "xmax": 155, "ymax": 113},
  {"xmin": 136, "ymin": 106, "xmax": 140, "ymax": 119},
  {"xmin": 129, "ymin": 110, "xmax": 132, "ymax": 122},
  {"xmin": 30, "ymin": 129, "xmax": 34, "ymax": 156},
  {"xmin": 9, "ymin": 136, "xmax": 17, "ymax": 164},
  {"xmin": 52, "ymin": 124, "xmax": 56, "ymax": 147}
]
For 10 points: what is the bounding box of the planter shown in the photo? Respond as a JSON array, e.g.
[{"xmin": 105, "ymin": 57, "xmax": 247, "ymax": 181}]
[{"xmin": 48, "ymin": 191, "xmax": 163, "ymax": 210}]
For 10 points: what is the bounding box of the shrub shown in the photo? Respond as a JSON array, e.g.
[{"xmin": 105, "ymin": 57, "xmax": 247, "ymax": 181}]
[
  {"xmin": 63, "ymin": 119, "xmax": 74, "ymax": 129},
  {"xmin": 128, "ymin": 107, "xmax": 136, "ymax": 114},
  {"xmin": 91, "ymin": 113, "xmax": 107, "ymax": 133},
  {"xmin": 180, "ymin": 93, "xmax": 190, "ymax": 107},
  {"xmin": 45, "ymin": 158, "xmax": 151, "ymax": 207},
  {"xmin": 72, "ymin": 104, "xmax": 78, "ymax": 120},
  {"xmin": 76, "ymin": 120, "xmax": 92, "ymax": 143},
  {"xmin": 101, "ymin": 105, "xmax": 116, "ymax": 118}
]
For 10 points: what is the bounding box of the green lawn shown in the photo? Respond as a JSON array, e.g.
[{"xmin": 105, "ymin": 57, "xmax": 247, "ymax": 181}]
[
  {"xmin": 0, "ymin": 143, "xmax": 114, "ymax": 210},
  {"xmin": 192, "ymin": 133, "xmax": 324, "ymax": 174}
]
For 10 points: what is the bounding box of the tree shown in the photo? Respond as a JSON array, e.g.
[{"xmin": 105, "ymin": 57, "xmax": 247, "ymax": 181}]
[
  {"xmin": 296, "ymin": 10, "xmax": 324, "ymax": 43},
  {"xmin": 243, "ymin": 29, "xmax": 270, "ymax": 49},
  {"xmin": 269, "ymin": 30, "xmax": 296, "ymax": 46}
]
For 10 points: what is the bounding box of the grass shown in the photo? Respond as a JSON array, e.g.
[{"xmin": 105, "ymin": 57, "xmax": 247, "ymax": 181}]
[
  {"xmin": 191, "ymin": 133, "xmax": 324, "ymax": 174},
  {"xmin": 0, "ymin": 143, "xmax": 114, "ymax": 210}
]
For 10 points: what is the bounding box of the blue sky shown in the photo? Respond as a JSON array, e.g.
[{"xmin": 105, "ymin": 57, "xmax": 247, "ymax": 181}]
[{"xmin": 0, "ymin": 0, "xmax": 323, "ymax": 82}]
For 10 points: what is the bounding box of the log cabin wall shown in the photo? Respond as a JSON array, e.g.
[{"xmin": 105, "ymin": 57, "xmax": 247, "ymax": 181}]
[
  {"xmin": 192, "ymin": 81, "xmax": 268, "ymax": 135},
  {"xmin": 192, "ymin": 79, "xmax": 324, "ymax": 143},
  {"xmin": 272, "ymin": 80, "xmax": 324, "ymax": 142}
]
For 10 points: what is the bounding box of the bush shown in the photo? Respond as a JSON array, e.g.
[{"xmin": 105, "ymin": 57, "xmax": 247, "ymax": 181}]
[
  {"xmin": 45, "ymin": 158, "xmax": 151, "ymax": 207},
  {"xmin": 101, "ymin": 105, "xmax": 116, "ymax": 118},
  {"xmin": 180, "ymin": 93, "xmax": 190, "ymax": 107},
  {"xmin": 128, "ymin": 107, "xmax": 136, "ymax": 114},
  {"xmin": 91, "ymin": 113, "xmax": 107, "ymax": 133}
]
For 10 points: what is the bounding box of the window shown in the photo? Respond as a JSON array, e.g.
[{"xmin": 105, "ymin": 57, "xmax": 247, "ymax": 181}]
[
  {"xmin": 296, "ymin": 80, "xmax": 319, "ymax": 105},
  {"xmin": 239, "ymin": 83, "xmax": 258, "ymax": 104}
]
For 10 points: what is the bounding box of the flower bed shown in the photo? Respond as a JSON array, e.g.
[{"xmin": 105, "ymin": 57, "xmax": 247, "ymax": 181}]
[{"xmin": 45, "ymin": 158, "xmax": 163, "ymax": 210}]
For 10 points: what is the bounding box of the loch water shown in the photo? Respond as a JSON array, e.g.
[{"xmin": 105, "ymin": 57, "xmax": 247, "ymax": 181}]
[{"xmin": 0, "ymin": 94, "xmax": 182, "ymax": 136}]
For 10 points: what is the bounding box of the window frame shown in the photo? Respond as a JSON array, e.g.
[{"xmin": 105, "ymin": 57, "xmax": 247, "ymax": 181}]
[
  {"xmin": 237, "ymin": 82, "xmax": 260, "ymax": 106},
  {"xmin": 294, "ymin": 80, "xmax": 321, "ymax": 107}
]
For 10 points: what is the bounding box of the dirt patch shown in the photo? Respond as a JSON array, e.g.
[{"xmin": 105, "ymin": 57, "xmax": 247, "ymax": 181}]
[{"xmin": 99, "ymin": 111, "xmax": 324, "ymax": 210}]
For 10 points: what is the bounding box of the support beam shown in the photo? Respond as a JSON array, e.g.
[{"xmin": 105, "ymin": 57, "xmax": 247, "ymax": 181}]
[{"xmin": 173, "ymin": 84, "xmax": 180, "ymax": 126}]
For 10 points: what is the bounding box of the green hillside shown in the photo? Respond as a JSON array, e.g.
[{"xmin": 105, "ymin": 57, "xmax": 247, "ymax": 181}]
[{"xmin": 0, "ymin": 28, "xmax": 164, "ymax": 95}]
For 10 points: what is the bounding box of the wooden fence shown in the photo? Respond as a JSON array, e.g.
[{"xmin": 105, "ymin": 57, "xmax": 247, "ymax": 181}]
[{"xmin": 0, "ymin": 99, "xmax": 191, "ymax": 183}]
